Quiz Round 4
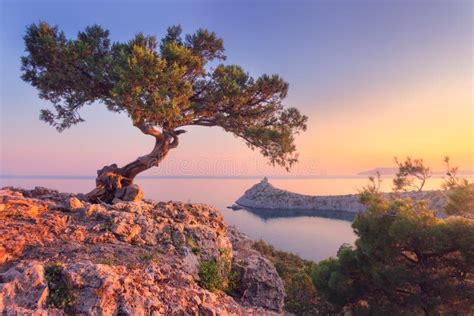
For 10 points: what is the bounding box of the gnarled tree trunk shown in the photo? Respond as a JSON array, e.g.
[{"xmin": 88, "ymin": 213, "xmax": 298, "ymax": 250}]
[{"xmin": 86, "ymin": 125, "xmax": 183, "ymax": 203}]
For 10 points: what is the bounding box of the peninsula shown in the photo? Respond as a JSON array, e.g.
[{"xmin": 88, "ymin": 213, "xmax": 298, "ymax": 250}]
[{"xmin": 236, "ymin": 178, "xmax": 448, "ymax": 216}]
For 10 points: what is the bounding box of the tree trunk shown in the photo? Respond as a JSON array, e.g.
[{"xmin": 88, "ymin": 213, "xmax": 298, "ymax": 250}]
[{"xmin": 86, "ymin": 129, "xmax": 180, "ymax": 203}]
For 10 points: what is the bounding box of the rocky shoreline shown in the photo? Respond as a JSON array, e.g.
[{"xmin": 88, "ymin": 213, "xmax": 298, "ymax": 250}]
[
  {"xmin": 0, "ymin": 186, "xmax": 285, "ymax": 315},
  {"xmin": 236, "ymin": 178, "xmax": 448, "ymax": 216}
]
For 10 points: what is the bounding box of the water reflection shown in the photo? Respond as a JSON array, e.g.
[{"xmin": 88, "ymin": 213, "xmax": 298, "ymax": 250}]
[
  {"xmin": 221, "ymin": 206, "xmax": 357, "ymax": 261},
  {"xmin": 232, "ymin": 206, "xmax": 356, "ymax": 221}
]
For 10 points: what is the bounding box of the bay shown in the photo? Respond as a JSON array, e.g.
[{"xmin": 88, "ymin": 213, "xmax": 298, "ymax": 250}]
[{"xmin": 1, "ymin": 176, "xmax": 461, "ymax": 261}]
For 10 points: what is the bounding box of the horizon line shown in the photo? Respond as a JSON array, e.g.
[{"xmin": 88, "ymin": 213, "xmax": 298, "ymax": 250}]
[{"xmin": 1, "ymin": 173, "xmax": 470, "ymax": 180}]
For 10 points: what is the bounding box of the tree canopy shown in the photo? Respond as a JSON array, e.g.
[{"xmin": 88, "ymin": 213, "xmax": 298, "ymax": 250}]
[
  {"xmin": 21, "ymin": 22, "xmax": 307, "ymax": 170},
  {"xmin": 442, "ymin": 157, "xmax": 474, "ymax": 216},
  {"xmin": 393, "ymin": 157, "xmax": 432, "ymax": 192},
  {"xmin": 312, "ymin": 174, "xmax": 474, "ymax": 315}
]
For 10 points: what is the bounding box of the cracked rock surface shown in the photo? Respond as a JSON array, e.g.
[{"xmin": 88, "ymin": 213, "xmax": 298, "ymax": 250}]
[{"xmin": 0, "ymin": 187, "xmax": 285, "ymax": 315}]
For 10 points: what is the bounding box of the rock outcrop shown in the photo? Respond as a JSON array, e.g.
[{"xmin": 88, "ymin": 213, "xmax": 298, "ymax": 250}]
[
  {"xmin": 0, "ymin": 187, "xmax": 285, "ymax": 315},
  {"xmin": 236, "ymin": 177, "xmax": 448, "ymax": 215},
  {"xmin": 228, "ymin": 227, "xmax": 285, "ymax": 312}
]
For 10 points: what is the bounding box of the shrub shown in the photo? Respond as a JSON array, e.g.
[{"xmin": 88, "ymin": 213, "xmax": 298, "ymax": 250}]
[
  {"xmin": 198, "ymin": 259, "xmax": 224, "ymax": 292},
  {"xmin": 442, "ymin": 157, "xmax": 474, "ymax": 217},
  {"xmin": 198, "ymin": 247, "xmax": 233, "ymax": 292},
  {"xmin": 225, "ymin": 268, "xmax": 241, "ymax": 295},
  {"xmin": 44, "ymin": 263, "xmax": 75, "ymax": 312},
  {"xmin": 186, "ymin": 235, "xmax": 200, "ymax": 255},
  {"xmin": 138, "ymin": 251, "xmax": 157, "ymax": 262},
  {"xmin": 252, "ymin": 240, "xmax": 321, "ymax": 315},
  {"xmin": 444, "ymin": 181, "xmax": 474, "ymax": 216}
]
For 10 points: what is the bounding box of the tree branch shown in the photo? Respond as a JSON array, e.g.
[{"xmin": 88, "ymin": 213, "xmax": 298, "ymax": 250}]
[
  {"xmin": 134, "ymin": 121, "xmax": 162, "ymax": 138},
  {"xmin": 168, "ymin": 129, "xmax": 186, "ymax": 149},
  {"xmin": 395, "ymin": 288, "xmax": 417, "ymax": 296},
  {"xmin": 186, "ymin": 119, "xmax": 217, "ymax": 127}
]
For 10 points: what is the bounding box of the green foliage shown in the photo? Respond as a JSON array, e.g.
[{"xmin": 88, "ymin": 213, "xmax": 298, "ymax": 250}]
[
  {"xmin": 21, "ymin": 22, "xmax": 307, "ymax": 170},
  {"xmin": 393, "ymin": 157, "xmax": 432, "ymax": 192},
  {"xmin": 198, "ymin": 259, "xmax": 224, "ymax": 292},
  {"xmin": 44, "ymin": 263, "xmax": 76, "ymax": 312},
  {"xmin": 100, "ymin": 218, "xmax": 114, "ymax": 231},
  {"xmin": 225, "ymin": 268, "xmax": 241, "ymax": 296},
  {"xmin": 198, "ymin": 248, "xmax": 232, "ymax": 293},
  {"xmin": 442, "ymin": 157, "xmax": 474, "ymax": 216},
  {"xmin": 100, "ymin": 258, "xmax": 114, "ymax": 266},
  {"xmin": 441, "ymin": 156, "xmax": 462, "ymax": 190},
  {"xmin": 253, "ymin": 240, "xmax": 321, "ymax": 315},
  {"xmin": 312, "ymin": 186, "xmax": 474, "ymax": 315},
  {"xmin": 186, "ymin": 235, "xmax": 200, "ymax": 255},
  {"xmin": 138, "ymin": 251, "xmax": 158, "ymax": 262},
  {"xmin": 444, "ymin": 182, "xmax": 474, "ymax": 216},
  {"xmin": 358, "ymin": 171, "xmax": 384, "ymax": 206}
]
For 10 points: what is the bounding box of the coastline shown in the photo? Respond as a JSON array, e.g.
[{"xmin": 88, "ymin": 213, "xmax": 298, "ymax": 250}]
[{"xmin": 235, "ymin": 178, "xmax": 448, "ymax": 216}]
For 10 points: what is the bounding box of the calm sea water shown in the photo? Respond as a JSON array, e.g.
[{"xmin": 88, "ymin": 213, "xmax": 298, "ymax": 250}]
[{"xmin": 0, "ymin": 176, "xmax": 463, "ymax": 261}]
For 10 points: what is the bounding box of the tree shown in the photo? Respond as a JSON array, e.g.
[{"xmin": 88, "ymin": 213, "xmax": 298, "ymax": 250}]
[
  {"xmin": 441, "ymin": 156, "xmax": 462, "ymax": 190},
  {"xmin": 442, "ymin": 157, "xmax": 474, "ymax": 217},
  {"xmin": 393, "ymin": 157, "xmax": 432, "ymax": 192},
  {"xmin": 444, "ymin": 183, "xmax": 474, "ymax": 217},
  {"xmin": 312, "ymin": 178, "xmax": 474, "ymax": 315},
  {"xmin": 21, "ymin": 23, "xmax": 307, "ymax": 202}
]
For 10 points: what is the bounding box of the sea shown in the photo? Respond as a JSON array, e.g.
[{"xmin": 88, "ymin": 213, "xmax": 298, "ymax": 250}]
[{"xmin": 1, "ymin": 175, "xmax": 466, "ymax": 261}]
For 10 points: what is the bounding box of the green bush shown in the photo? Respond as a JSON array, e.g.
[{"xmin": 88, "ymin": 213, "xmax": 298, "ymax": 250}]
[
  {"xmin": 225, "ymin": 268, "xmax": 241, "ymax": 295},
  {"xmin": 198, "ymin": 259, "xmax": 224, "ymax": 292},
  {"xmin": 444, "ymin": 181, "xmax": 474, "ymax": 216},
  {"xmin": 253, "ymin": 240, "xmax": 321, "ymax": 315},
  {"xmin": 44, "ymin": 263, "xmax": 75, "ymax": 312},
  {"xmin": 186, "ymin": 235, "xmax": 200, "ymax": 255},
  {"xmin": 198, "ymin": 247, "xmax": 233, "ymax": 292}
]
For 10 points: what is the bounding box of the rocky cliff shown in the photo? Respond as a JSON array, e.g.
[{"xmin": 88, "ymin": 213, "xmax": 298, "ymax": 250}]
[
  {"xmin": 236, "ymin": 178, "xmax": 447, "ymax": 215},
  {"xmin": 0, "ymin": 187, "xmax": 285, "ymax": 315}
]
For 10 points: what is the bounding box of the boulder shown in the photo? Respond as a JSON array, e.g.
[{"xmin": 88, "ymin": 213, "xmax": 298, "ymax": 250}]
[
  {"xmin": 0, "ymin": 261, "xmax": 50, "ymax": 314},
  {"xmin": 30, "ymin": 186, "xmax": 59, "ymax": 198},
  {"xmin": 228, "ymin": 227, "xmax": 285, "ymax": 312},
  {"xmin": 65, "ymin": 196, "xmax": 85, "ymax": 211},
  {"xmin": 114, "ymin": 184, "xmax": 144, "ymax": 202}
]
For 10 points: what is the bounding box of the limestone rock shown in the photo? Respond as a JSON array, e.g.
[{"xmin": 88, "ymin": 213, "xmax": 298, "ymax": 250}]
[
  {"xmin": 65, "ymin": 196, "xmax": 85, "ymax": 211},
  {"xmin": 30, "ymin": 186, "xmax": 59, "ymax": 198},
  {"xmin": 236, "ymin": 177, "xmax": 448, "ymax": 216},
  {"xmin": 0, "ymin": 187, "xmax": 283, "ymax": 315},
  {"xmin": 114, "ymin": 184, "xmax": 144, "ymax": 202},
  {"xmin": 0, "ymin": 261, "xmax": 50, "ymax": 314},
  {"xmin": 229, "ymin": 227, "xmax": 286, "ymax": 312}
]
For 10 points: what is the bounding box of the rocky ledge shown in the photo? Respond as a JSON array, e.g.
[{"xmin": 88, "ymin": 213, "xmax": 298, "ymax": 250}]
[
  {"xmin": 0, "ymin": 187, "xmax": 285, "ymax": 315},
  {"xmin": 236, "ymin": 178, "xmax": 447, "ymax": 215}
]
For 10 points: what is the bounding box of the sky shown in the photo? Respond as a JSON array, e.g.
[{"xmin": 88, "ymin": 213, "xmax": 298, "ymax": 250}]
[{"xmin": 0, "ymin": 0, "xmax": 472, "ymax": 177}]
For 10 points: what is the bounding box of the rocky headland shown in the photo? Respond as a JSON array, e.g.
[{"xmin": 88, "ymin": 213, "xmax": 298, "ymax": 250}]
[
  {"xmin": 0, "ymin": 187, "xmax": 285, "ymax": 315},
  {"xmin": 236, "ymin": 178, "xmax": 448, "ymax": 216}
]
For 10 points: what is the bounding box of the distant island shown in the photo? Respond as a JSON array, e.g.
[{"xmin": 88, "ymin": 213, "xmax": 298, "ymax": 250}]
[{"xmin": 357, "ymin": 167, "xmax": 399, "ymax": 175}]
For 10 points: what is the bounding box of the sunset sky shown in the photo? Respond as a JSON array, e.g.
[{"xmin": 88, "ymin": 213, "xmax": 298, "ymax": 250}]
[{"xmin": 1, "ymin": 0, "xmax": 472, "ymax": 176}]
